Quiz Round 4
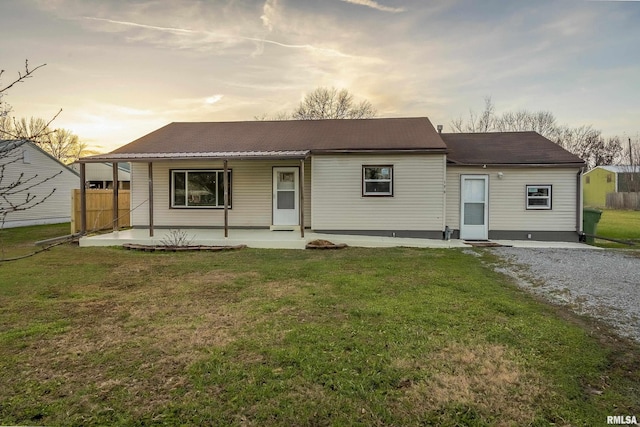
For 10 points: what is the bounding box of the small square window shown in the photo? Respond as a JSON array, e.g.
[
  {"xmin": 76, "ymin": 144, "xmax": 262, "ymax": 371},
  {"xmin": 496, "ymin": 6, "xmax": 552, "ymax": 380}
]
[
  {"xmin": 585, "ymin": 176, "xmax": 590, "ymax": 184},
  {"xmin": 526, "ymin": 185, "xmax": 552, "ymax": 210},
  {"xmin": 363, "ymin": 165, "xmax": 393, "ymax": 196}
]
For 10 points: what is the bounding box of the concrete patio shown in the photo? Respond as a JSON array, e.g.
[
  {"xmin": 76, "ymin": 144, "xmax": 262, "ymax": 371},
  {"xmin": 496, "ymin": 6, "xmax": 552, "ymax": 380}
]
[{"xmin": 79, "ymin": 228, "xmax": 594, "ymax": 250}]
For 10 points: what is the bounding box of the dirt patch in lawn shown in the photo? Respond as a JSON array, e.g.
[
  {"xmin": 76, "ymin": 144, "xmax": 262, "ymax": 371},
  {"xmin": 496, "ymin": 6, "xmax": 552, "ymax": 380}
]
[{"xmin": 394, "ymin": 343, "xmax": 545, "ymax": 425}]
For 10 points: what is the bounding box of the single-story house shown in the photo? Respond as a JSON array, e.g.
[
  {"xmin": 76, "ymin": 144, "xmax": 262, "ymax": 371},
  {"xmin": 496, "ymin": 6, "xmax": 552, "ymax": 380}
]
[
  {"xmin": 1, "ymin": 140, "xmax": 79, "ymax": 228},
  {"xmin": 77, "ymin": 117, "xmax": 585, "ymax": 244},
  {"xmin": 69, "ymin": 162, "xmax": 131, "ymax": 189},
  {"xmin": 583, "ymin": 165, "xmax": 640, "ymax": 207}
]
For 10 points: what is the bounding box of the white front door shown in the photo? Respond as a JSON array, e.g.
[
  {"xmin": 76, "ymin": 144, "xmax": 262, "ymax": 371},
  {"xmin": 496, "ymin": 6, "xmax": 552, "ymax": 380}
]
[
  {"xmin": 273, "ymin": 167, "xmax": 299, "ymax": 226},
  {"xmin": 460, "ymin": 175, "xmax": 489, "ymax": 240}
]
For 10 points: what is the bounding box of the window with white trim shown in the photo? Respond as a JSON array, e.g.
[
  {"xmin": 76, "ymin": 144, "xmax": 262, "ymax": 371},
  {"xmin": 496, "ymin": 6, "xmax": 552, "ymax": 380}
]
[
  {"xmin": 363, "ymin": 165, "xmax": 393, "ymax": 196},
  {"xmin": 171, "ymin": 170, "xmax": 231, "ymax": 208},
  {"xmin": 526, "ymin": 185, "xmax": 551, "ymax": 210}
]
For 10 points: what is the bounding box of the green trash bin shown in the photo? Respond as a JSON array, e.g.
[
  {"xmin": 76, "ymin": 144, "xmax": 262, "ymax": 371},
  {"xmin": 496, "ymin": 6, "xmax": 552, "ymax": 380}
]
[{"xmin": 583, "ymin": 208, "xmax": 602, "ymax": 244}]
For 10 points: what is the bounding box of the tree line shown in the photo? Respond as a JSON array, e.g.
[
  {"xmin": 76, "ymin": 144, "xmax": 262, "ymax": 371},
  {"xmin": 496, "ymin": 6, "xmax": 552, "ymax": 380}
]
[
  {"xmin": 260, "ymin": 89, "xmax": 637, "ymax": 171},
  {"xmin": 450, "ymin": 97, "xmax": 636, "ymax": 170}
]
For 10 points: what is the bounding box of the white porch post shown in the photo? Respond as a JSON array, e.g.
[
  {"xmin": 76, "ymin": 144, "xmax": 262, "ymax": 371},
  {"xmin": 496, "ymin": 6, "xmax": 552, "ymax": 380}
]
[
  {"xmin": 224, "ymin": 159, "xmax": 229, "ymax": 238},
  {"xmin": 80, "ymin": 162, "xmax": 87, "ymax": 235},
  {"xmin": 299, "ymin": 158, "xmax": 305, "ymax": 238},
  {"xmin": 112, "ymin": 162, "xmax": 119, "ymax": 231},
  {"xmin": 148, "ymin": 162, "xmax": 154, "ymax": 237}
]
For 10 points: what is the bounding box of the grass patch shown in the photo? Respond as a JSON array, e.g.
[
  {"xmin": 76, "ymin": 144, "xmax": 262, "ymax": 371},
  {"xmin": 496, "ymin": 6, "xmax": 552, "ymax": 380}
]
[
  {"xmin": 0, "ymin": 225, "xmax": 639, "ymax": 425},
  {"xmin": 593, "ymin": 209, "xmax": 640, "ymax": 248},
  {"xmin": 0, "ymin": 222, "xmax": 71, "ymax": 259}
]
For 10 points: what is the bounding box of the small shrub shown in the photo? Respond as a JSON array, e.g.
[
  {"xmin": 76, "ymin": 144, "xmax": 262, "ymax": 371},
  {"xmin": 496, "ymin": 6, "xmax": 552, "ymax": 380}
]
[{"xmin": 159, "ymin": 230, "xmax": 195, "ymax": 247}]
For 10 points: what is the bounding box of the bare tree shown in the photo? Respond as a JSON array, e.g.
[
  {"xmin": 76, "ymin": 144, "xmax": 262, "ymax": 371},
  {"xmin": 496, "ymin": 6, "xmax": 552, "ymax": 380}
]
[
  {"xmin": 495, "ymin": 110, "xmax": 557, "ymax": 139},
  {"xmin": 451, "ymin": 98, "xmax": 623, "ymax": 169},
  {"xmin": 451, "ymin": 96, "xmax": 495, "ymax": 133},
  {"xmin": 258, "ymin": 87, "xmax": 377, "ymax": 121},
  {"xmin": 254, "ymin": 111, "xmax": 293, "ymax": 121},
  {"xmin": 1, "ymin": 61, "xmax": 63, "ymax": 229},
  {"xmin": 46, "ymin": 129, "xmax": 88, "ymax": 164},
  {"xmin": 551, "ymin": 125, "xmax": 622, "ymax": 169},
  {"xmin": 618, "ymin": 136, "xmax": 640, "ymax": 193},
  {"xmin": 10, "ymin": 117, "xmax": 50, "ymax": 143},
  {"xmin": 2, "ymin": 118, "xmax": 87, "ymax": 164}
]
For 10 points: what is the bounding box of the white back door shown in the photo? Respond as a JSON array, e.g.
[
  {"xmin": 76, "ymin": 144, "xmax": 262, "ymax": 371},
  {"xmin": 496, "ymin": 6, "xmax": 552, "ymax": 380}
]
[
  {"xmin": 273, "ymin": 167, "xmax": 299, "ymax": 226},
  {"xmin": 460, "ymin": 175, "xmax": 489, "ymax": 240}
]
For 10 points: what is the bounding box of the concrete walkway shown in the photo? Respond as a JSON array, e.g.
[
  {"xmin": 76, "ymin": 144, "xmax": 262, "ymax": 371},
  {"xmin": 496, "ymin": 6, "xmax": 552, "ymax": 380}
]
[{"xmin": 79, "ymin": 228, "xmax": 595, "ymax": 250}]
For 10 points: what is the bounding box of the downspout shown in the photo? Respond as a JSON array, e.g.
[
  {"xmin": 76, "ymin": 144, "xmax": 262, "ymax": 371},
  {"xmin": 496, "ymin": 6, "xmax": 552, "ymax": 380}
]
[
  {"xmin": 438, "ymin": 125, "xmax": 449, "ymax": 240},
  {"xmin": 299, "ymin": 158, "xmax": 305, "ymax": 238},
  {"xmin": 577, "ymin": 168, "xmax": 584, "ymax": 238}
]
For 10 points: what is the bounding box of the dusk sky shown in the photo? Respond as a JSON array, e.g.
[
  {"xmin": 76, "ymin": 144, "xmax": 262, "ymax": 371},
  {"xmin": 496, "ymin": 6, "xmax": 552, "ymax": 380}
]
[{"xmin": 1, "ymin": 0, "xmax": 639, "ymax": 153}]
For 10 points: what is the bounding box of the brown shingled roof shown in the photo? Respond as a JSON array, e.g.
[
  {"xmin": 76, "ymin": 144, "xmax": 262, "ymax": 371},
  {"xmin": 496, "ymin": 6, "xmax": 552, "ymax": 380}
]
[
  {"xmin": 96, "ymin": 117, "xmax": 446, "ymax": 160},
  {"xmin": 441, "ymin": 132, "xmax": 585, "ymax": 166}
]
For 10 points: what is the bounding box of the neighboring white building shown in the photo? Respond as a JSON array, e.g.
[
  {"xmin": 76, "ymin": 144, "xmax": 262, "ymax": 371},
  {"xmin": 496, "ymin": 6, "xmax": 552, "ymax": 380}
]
[
  {"xmin": 1, "ymin": 140, "xmax": 79, "ymax": 228},
  {"xmin": 69, "ymin": 162, "xmax": 131, "ymax": 189}
]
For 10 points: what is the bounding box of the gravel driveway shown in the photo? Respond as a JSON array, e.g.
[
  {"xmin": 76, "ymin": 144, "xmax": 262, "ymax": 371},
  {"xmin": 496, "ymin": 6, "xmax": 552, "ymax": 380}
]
[{"xmin": 489, "ymin": 248, "xmax": 640, "ymax": 342}]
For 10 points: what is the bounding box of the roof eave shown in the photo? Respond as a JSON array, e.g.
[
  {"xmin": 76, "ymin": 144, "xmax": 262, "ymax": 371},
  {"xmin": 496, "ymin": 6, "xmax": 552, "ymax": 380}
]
[
  {"xmin": 447, "ymin": 161, "xmax": 586, "ymax": 168},
  {"xmin": 311, "ymin": 148, "xmax": 447, "ymax": 155},
  {"xmin": 78, "ymin": 151, "xmax": 312, "ymax": 163}
]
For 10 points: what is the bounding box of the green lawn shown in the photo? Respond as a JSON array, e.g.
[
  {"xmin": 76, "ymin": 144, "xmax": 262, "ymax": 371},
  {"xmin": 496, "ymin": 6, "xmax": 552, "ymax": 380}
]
[
  {"xmin": 594, "ymin": 209, "xmax": 640, "ymax": 247},
  {"xmin": 1, "ymin": 224, "xmax": 639, "ymax": 426}
]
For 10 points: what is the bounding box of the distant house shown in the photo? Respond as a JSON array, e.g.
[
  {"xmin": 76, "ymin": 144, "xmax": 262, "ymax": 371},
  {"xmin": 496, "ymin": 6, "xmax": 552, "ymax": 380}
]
[
  {"xmin": 583, "ymin": 165, "xmax": 640, "ymax": 207},
  {"xmin": 0, "ymin": 140, "xmax": 79, "ymax": 228},
  {"xmin": 77, "ymin": 118, "xmax": 586, "ymax": 245},
  {"xmin": 70, "ymin": 162, "xmax": 131, "ymax": 189}
]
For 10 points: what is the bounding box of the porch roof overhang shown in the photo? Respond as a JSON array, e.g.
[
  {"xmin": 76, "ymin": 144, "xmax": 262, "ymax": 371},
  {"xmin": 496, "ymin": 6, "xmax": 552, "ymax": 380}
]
[{"xmin": 78, "ymin": 150, "xmax": 311, "ymax": 163}]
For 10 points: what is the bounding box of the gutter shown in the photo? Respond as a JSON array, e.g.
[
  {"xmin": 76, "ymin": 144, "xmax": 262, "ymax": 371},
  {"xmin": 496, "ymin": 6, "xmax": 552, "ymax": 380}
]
[
  {"xmin": 446, "ymin": 162, "xmax": 586, "ymax": 168},
  {"xmin": 577, "ymin": 168, "xmax": 584, "ymax": 235},
  {"xmin": 310, "ymin": 148, "xmax": 448, "ymax": 155}
]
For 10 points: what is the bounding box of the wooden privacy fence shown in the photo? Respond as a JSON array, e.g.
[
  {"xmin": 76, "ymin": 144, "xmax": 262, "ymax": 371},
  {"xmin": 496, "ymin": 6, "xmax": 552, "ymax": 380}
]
[
  {"xmin": 71, "ymin": 189, "xmax": 131, "ymax": 233},
  {"xmin": 606, "ymin": 192, "xmax": 640, "ymax": 210}
]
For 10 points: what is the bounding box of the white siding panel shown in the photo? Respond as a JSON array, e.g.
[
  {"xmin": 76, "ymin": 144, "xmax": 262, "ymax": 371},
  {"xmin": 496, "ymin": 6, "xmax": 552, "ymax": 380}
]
[
  {"xmin": 70, "ymin": 162, "xmax": 131, "ymax": 182},
  {"xmin": 131, "ymin": 159, "xmax": 311, "ymax": 228},
  {"xmin": 130, "ymin": 162, "xmax": 150, "ymax": 226},
  {"xmin": 446, "ymin": 166, "xmax": 580, "ymax": 231},
  {"xmin": 2, "ymin": 143, "xmax": 78, "ymax": 228},
  {"xmin": 312, "ymin": 154, "xmax": 445, "ymax": 231}
]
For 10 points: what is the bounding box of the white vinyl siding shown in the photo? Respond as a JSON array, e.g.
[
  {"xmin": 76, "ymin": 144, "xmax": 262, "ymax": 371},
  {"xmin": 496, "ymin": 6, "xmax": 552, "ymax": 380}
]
[
  {"xmin": 130, "ymin": 159, "xmax": 311, "ymax": 228},
  {"xmin": 446, "ymin": 167, "xmax": 579, "ymax": 232},
  {"xmin": 1, "ymin": 142, "xmax": 78, "ymax": 228},
  {"xmin": 312, "ymin": 154, "xmax": 445, "ymax": 231},
  {"xmin": 70, "ymin": 163, "xmax": 131, "ymax": 182}
]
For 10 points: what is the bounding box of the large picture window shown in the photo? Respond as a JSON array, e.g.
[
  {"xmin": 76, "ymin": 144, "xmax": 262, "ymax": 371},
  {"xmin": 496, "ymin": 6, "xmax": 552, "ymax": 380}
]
[
  {"xmin": 171, "ymin": 170, "xmax": 231, "ymax": 208},
  {"xmin": 363, "ymin": 165, "xmax": 393, "ymax": 196},
  {"xmin": 526, "ymin": 185, "xmax": 551, "ymax": 210}
]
